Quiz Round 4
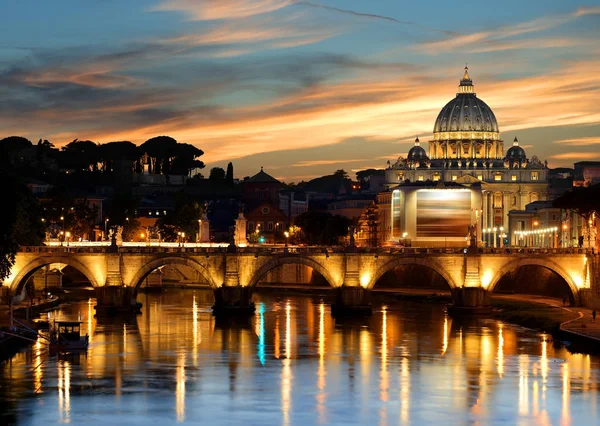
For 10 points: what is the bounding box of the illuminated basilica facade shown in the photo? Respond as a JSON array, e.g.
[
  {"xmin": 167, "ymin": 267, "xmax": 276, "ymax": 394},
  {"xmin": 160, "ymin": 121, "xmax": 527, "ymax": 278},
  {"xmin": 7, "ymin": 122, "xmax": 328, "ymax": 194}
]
[{"xmin": 383, "ymin": 67, "xmax": 549, "ymax": 247}]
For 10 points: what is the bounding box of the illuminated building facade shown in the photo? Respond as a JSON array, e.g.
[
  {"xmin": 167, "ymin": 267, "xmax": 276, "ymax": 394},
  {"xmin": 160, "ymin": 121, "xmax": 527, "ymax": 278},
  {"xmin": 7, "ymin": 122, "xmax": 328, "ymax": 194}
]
[{"xmin": 385, "ymin": 67, "xmax": 549, "ymax": 246}]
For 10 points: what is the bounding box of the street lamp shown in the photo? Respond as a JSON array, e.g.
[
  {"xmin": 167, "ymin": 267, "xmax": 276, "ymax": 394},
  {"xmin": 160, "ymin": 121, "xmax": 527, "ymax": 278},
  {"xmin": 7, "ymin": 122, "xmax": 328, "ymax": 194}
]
[
  {"xmin": 105, "ymin": 218, "xmax": 109, "ymax": 240},
  {"xmin": 493, "ymin": 227, "xmax": 498, "ymax": 248},
  {"xmin": 499, "ymin": 226, "xmax": 504, "ymax": 248},
  {"xmin": 198, "ymin": 219, "xmax": 201, "ymax": 243},
  {"xmin": 60, "ymin": 216, "xmax": 65, "ymax": 233},
  {"xmin": 65, "ymin": 231, "xmax": 71, "ymax": 246},
  {"xmin": 284, "ymin": 231, "xmax": 289, "ymax": 248}
]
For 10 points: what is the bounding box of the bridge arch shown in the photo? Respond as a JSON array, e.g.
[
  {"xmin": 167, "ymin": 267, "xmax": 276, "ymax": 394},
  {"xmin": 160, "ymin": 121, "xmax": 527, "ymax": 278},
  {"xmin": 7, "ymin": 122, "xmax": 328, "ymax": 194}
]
[
  {"xmin": 247, "ymin": 255, "xmax": 337, "ymax": 288},
  {"xmin": 368, "ymin": 256, "xmax": 459, "ymax": 290},
  {"xmin": 130, "ymin": 256, "xmax": 217, "ymax": 297},
  {"xmin": 10, "ymin": 256, "xmax": 100, "ymax": 294},
  {"xmin": 487, "ymin": 258, "xmax": 579, "ymax": 301}
]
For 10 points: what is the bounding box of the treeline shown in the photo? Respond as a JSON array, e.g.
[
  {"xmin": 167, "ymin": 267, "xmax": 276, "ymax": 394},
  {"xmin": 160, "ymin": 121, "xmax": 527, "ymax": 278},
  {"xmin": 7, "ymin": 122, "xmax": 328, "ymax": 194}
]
[{"xmin": 0, "ymin": 135, "xmax": 205, "ymax": 176}]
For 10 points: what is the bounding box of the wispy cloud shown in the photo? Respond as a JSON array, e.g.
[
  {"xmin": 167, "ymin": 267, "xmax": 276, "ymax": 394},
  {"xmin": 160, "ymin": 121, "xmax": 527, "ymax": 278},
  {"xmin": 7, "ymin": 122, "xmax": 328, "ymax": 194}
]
[
  {"xmin": 420, "ymin": 6, "xmax": 600, "ymax": 54},
  {"xmin": 549, "ymin": 152, "xmax": 600, "ymax": 160},
  {"xmin": 154, "ymin": 0, "xmax": 292, "ymax": 20},
  {"xmin": 553, "ymin": 137, "xmax": 600, "ymax": 146}
]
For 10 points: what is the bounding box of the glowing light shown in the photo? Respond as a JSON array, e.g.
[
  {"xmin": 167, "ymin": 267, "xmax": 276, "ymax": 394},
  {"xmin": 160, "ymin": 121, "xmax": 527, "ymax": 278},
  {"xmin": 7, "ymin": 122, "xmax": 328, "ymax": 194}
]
[
  {"xmin": 360, "ymin": 272, "xmax": 371, "ymax": 288},
  {"xmin": 481, "ymin": 270, "xmax": 494, "ymax": 289},
  {"xmin": 400, "ymin": 346, "xmax": 410, "ymax": 424},
  {"xmin": 572, "ymin": 274, "xmax": 584, "ymax": 288}
]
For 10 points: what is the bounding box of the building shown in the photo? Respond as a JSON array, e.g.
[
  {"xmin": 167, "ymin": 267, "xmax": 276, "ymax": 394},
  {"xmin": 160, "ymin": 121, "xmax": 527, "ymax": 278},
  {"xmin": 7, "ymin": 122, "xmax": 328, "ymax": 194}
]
[
  {"xmin": 243, "ymin": 167, "xmax": 285, "ymax": 210},
  {"xmin": 573, "ymin": 161, "xmax": 600, "ymax": 187},
  {"xmin": 384, "ymin": 67, "xmax": 549, "ymax": 246}
]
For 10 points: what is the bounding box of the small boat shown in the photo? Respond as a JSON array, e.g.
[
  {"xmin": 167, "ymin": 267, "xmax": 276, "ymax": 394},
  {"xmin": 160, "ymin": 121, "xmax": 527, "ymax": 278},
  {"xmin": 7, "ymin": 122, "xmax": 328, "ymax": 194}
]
[{"xmin": 49, "ymin": 321, "xmax": 89, "ymax": 353}]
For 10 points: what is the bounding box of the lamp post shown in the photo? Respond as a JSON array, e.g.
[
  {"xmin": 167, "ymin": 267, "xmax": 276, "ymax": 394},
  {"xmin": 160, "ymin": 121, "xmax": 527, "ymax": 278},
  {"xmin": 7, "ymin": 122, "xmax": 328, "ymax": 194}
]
[
  {"xmin": 499, "ymin": 226, "xmax": 504, "ymax": 248},
  {"xmin": 284, "ymin": 231, "xmax": 289, "ymax": 247},
  {"xmin": 105, "ymin": 218, "xmax": 109, "ymax": 240},
  {"xmin": 60, "ymin": 231, "xmax": 64, "ymax": 246},
  {"xmin": 60, "ymin": 215, "xmax": 65, "ymax": 234},
  {"xmin": 493, "ymin": 227, "xmax": 497, "ymax": 248},
  {"xmin": 198, "ymin": 219, "xmax": 201, "ymax": 243}
]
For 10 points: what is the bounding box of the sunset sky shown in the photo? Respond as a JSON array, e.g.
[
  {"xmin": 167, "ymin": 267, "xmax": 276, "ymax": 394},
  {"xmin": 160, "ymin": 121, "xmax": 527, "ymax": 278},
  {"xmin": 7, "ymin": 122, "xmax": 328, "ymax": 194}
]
[{"xmin": 1, "ymin": 0, "xmax": 599, "ymax": 181}]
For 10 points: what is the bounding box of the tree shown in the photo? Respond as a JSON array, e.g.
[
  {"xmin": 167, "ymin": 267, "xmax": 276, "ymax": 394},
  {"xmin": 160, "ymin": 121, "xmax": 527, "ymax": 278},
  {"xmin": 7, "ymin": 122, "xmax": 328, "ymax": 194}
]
[
  {"xmin": 209, "ymin": 167, "xmax": 226, "ymax": 182},
  {"xmin": 333, "ymin": 169, "xmax": 349, "ymax": 179},
  {"xmin": 98, "ymin": 141, "xmax": 138, "ymax": 172},
  {"xmin": 139, "ymin": 136, "xmax": 178, "ymax": 175},
  {"xmin": 61, "ymin": 139, "xmax": 99, "ymax": 171},
  {"xmin": 226, "ymin": 162, "xmax": 234, "ymax": 186},
  {"xmin": 356, "ymin": 168, "xmax": 385, "ymax": 190},
  {"xmin": 0, "ymin": 170, "xmax": 44, "ymax": 282},
  {"xmin": 171, "ymin": 143, "xmax": 205, "ymax": 176},
  {"xmin": 0, "ymin": 136, "xmax": 33, "ymax": 167}
]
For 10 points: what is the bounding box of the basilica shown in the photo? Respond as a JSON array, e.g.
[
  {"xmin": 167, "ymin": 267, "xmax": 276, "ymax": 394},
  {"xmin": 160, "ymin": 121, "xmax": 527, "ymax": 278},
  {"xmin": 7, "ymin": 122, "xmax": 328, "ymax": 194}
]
[{"xmin": 382, "ymin": 67, "xmax": 549, "ymax": 247}]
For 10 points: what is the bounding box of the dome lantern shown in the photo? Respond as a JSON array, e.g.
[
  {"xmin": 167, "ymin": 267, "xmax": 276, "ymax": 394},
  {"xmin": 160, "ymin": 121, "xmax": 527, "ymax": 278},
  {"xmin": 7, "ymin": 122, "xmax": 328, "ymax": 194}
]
[{"xmin": 458, "ymin": 66, "xmax": 474, "ymax": 94}]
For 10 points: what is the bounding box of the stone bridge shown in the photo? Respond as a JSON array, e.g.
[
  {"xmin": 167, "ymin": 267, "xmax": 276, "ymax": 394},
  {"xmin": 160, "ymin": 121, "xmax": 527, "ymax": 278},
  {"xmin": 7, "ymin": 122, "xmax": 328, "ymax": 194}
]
[{"xmin": 3, "ymin": 245, "xmax": 598, "ymax": 315}]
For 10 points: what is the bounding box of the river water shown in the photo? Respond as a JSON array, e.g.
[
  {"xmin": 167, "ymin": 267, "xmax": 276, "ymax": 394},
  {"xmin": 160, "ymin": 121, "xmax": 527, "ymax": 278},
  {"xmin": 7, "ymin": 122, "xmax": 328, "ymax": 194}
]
[{"xmin": 1, "ymin": 290, "xmax": 599, "ymax": 425}]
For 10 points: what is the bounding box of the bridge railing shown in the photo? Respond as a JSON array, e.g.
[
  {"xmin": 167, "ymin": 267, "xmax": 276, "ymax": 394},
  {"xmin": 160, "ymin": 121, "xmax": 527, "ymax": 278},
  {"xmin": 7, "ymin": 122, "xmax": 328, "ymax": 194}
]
[{"xmin": 18, "ymin": 245, "xmax": 591, "ymax": 256}]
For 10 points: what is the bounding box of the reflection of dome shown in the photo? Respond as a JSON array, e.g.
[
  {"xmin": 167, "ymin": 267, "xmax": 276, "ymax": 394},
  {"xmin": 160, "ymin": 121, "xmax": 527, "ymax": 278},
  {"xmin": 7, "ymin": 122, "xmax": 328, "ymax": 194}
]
[
  {"xmin": 433, "ymin": 67, "xmax": 499, "ymax": 136},
  {"xmin": 408, "ymin": 137, "xmax": 428, "ymax": 160},
  {"xmin": 505, "ymin": 137, "xmax": 526, "ymax": 160}
]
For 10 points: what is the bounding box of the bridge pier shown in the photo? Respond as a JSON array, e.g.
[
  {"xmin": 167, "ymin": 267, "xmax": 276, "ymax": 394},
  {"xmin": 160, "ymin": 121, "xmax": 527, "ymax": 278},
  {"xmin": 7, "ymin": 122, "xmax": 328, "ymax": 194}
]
[
  {"xmin": 212, "ymin": 286, "xmax": 256, "ymax": 317},
  {"xmin": 94, "ymin": 286, "xmax": 142, "ymax": 316},
  {"xmin": 331, "ymin": 286, "xmax": 372, "ymax": 317},
  {"xmin": 450, "ymin": 287, "xmax": 491, "ymax": 314}
]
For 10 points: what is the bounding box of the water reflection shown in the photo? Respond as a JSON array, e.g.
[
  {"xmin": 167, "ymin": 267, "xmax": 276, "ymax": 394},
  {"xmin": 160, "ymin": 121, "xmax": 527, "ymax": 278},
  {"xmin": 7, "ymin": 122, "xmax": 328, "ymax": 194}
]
[{"xmin": 0, "ymin": 290, "xmax": 599, "ymax": 426}]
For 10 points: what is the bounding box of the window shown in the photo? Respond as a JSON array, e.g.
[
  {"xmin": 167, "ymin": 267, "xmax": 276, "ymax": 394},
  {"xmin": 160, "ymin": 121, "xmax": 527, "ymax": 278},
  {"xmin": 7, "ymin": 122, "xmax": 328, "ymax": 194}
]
[
  {"xmin": 248, "ymin": 222, "xmax": 255, "ymax": 232},
  {"xmin": 494, "ymin": 174, "xmax": 502, "ymax": 181},
  {"xmin": 512, "ymin": 196, "xmax": 517, "ymax": 206},
  {"xmin": 397, "ymin": 172, "xmax": 404, "ymax": 181},
  {"xmin": 452, "ymin": 175, "xmax": 457, "ymax": 181},
  {"xmin": 418, "ymin": 175, "xmax": 424, "ymax": 181},
  {"xmin": 267, "ymin": 221, "xmax": 273, "ymax": 231},
  {"xmin": 433, "ymin": 174, "xmax": 440, "ymax": 181},
  {"xmin": 531, "ymin": 171, "xmax": 539, "ymax": 181},
  {"xmin": 477, "ymin": 175, "xmax": 483, "ymax": 180},
  {"xmin": 511, "ymin": 175, "xmax": 517, "ymax": 181},
  {"xmin": 494, "ymin": 193, "xmax": 503, "ymax": 208},
  {"xmin": 149, "ymin": 211, "xmax": 152, "ymax": 216}
]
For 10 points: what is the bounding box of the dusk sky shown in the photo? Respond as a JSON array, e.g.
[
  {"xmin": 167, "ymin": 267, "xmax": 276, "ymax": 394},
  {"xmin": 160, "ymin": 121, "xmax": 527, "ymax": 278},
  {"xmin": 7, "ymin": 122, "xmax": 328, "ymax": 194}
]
[{"xmin": 1, "ymin": 0, "xmax": 599, "ymax": 181}]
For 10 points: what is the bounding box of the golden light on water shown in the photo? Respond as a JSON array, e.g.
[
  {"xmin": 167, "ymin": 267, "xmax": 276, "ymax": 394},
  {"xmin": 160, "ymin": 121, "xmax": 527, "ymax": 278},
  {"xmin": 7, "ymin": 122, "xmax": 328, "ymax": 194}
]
[
  {"xmin": 441, "ymin": 314, "xmax": 448, "ymax": 356},
  {"xmin": 497, "ymin": 323, "xmax": 504, "ymax": 378},
  {"xmin": 58, "ymin": 361, "xmax": 71, "ymax": 424},
  {"xmin": 176, "ymin": 352, "xmax": 186, "ymax": 422},
  {"xmin": 281, "ymin": 301, "xmax": 292, "ymax": 426},
  {"xmin": 400, "ymin": 346, "xmax": 410, "ymax": 425},
  {"xmin": 317, "ymin": 302, "xmax": 326, "ymax": 423},
  {"xmin": 562, "ymin": 363, "xmax": 570, "ymax": 425},
  {"xmin": 518, "ymin": 355, "xmax": 530, "ymax": 416}
]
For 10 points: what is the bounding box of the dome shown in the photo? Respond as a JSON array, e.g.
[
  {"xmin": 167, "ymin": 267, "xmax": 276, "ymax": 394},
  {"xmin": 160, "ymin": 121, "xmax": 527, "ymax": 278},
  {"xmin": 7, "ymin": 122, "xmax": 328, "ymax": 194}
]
[
  {"xmin": 505, "ymin": 137, "xmax": 526, "ymax": 160},
  {"xmin": 408, "ymin": 137, "xmax": 428, "ymax": 161},
  {"xmin": 433, "ymin": 67, "xmax": 499, "ymax": 139}
]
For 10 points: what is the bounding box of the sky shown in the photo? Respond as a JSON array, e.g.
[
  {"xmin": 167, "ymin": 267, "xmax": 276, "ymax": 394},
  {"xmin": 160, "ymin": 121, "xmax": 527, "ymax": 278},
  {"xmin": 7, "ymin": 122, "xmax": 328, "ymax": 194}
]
[{"xmin": 1, "ymin": 0, "xmax": 599, "ymax": 182}]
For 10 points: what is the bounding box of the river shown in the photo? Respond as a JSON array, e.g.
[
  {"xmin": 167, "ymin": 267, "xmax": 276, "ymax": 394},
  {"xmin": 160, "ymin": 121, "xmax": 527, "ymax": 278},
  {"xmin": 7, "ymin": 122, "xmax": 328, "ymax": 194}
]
[{"xmin": 1, "ymin": 290, "xmax": 599, "ymax": 425}]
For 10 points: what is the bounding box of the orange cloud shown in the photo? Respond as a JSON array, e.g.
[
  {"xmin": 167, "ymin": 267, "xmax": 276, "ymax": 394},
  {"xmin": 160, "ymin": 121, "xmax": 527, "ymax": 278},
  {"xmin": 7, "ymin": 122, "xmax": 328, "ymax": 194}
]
[
  {"xmin": 549, "ymin": 152, "xmax": 600, "ymax": 160},
  {"xmin": 154, "ymin": 0, "xmax": 292, "ymax": 20},
  {"xmin": 553, "ymin": 137, "xmax": 600, "ymax": 146}
]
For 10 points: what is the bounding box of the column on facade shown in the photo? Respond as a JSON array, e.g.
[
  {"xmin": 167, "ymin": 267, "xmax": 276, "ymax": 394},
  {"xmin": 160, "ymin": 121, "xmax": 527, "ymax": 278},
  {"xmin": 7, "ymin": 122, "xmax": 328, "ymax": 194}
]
[{"xmin": 482, "ymin": 191, "xmax": 488, "ymax": 239}]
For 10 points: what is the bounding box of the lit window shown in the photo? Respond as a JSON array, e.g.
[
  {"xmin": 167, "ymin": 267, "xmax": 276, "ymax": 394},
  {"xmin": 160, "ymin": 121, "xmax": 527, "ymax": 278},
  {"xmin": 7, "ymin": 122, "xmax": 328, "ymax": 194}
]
[
  {"xmin": 494, "ymin": 174, "xmax": 502, "ymax": 181},
  {"xmin": 452, "ymin": 175, "xmax": 457, "ymax": 181},
  {"xmin": 511, "ymin": 175, "xmax": 517, "ymax": 181},
  {"xmin": 397, "ymin": 172, "xmax": 404, "ymax": 181},
  {"xmin": 149, "ymin": 211, "xmax": 152, "ymax": 216},
  {"xmin": 418, "ymin": 175, "xmax": 424, "ymax": 181},
  {"xmin": 531, "ymin": 171, "xmax": 539, "ymax": 181},
  {"xmin": 477, "ymin": 175, "xmax": 483, "ymax": 180},
  {"xmin": 494, "ymin": 193, "xmax": 503, "ymax": 208},
  {"xmin": 163, "ymin": 210, "xmax": 167, "ymax": 215},
  {"xmin": 433, "ymin": 174, "xmax": 440, "ymax": 181}
]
